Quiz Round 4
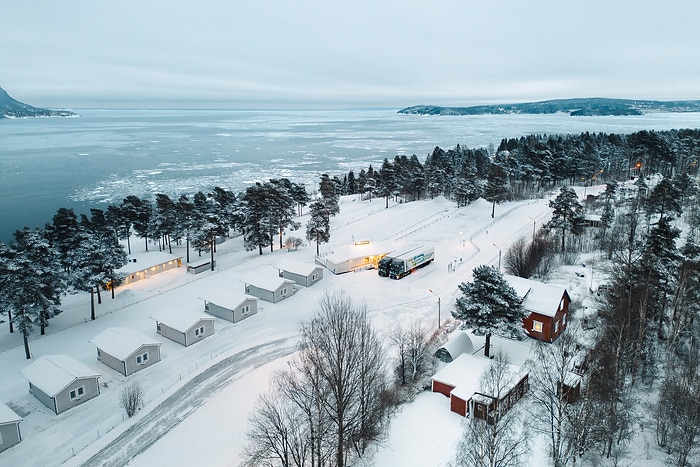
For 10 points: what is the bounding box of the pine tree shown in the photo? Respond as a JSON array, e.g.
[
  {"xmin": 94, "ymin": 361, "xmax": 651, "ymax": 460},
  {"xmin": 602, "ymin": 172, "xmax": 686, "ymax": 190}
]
[
  {"xmin": 173, "ymin": 194, "xmax": 195, "ymax": 263},
  {"xmin": 70, "ymin": 213, "xmax": 127, "ymax": 319},
  {"xmin": 1, "ymin": 228, "xmax": 66, "ymax": 358},
  {"xmin": 307, "ymin": 199, "xmax": 331, "ymax": 255},
  {"xmin": 242, "ymin": 183, "xmax": 272, "ymax": 255},
  {"xmin": 122, "ymin": 195, "xmax": 153, "ymax": 251},
  {"xmin": 454, "ymin": 265, "xmax": 527, "ymax": 356},
  {"xmin": 152, "ymin": 193, "xmax": 177, "ymax": 253},
  {"xmin": 484, "ymin": 161, "xmax": 512, "ymax": 218},
  {"xmin": 45, "ymin": 207, "xmax": 81, "ymax": 273},
  {"xmin": 544, "ymin": 186, "xmax": 584, "ymax": 251}
]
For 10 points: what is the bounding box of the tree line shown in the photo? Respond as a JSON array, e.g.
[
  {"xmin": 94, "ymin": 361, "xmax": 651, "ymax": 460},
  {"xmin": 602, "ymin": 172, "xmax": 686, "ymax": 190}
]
[
  {"xmin": 0, "ymin": 176, "xmax": 342, "ymax": 360},
  {"xmin": 335, "ymin": 128, "xmax": 700, "ymax": 215}
]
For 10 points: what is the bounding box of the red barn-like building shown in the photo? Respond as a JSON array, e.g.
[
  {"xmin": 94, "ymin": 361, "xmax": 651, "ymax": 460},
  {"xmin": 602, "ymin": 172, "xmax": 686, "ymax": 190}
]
[
  {"xmin": 431, "ymin": 353, "xmax": 528, "ymax": 421},
  {"xmin": 504, "ymin": 275, "xmax": 571, "ymax": 342}
]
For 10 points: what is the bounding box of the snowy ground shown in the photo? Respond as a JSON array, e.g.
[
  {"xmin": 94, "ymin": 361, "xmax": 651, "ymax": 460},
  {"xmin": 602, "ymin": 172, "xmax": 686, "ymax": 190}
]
[{"xmin": 1, "ymin": 191, "xmax": 613, "ymax": 466}]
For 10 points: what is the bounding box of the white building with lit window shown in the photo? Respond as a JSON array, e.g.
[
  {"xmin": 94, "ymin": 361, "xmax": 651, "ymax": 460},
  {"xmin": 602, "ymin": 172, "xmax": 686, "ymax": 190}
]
[
  {"xmin": 90, "ymin": 327, "xmax": 162, "ymax": 376},
  {"xmin": 117, "ymin": 251, "xmax": 183, "ymax": 286}
]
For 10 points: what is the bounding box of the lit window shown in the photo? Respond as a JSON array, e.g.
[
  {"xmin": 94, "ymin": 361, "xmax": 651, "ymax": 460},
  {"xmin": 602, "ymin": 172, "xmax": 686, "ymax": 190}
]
[
  {"xmin": 554, "ymin": 321, "xmax": 560, "ymax": 333},
  {"xmin": 562, "ymin": 314, "xmax": 567, "ymax": 325},
  {"xmin": 532, "ymin": 321, "xmax": 543, "ymax": 333}
]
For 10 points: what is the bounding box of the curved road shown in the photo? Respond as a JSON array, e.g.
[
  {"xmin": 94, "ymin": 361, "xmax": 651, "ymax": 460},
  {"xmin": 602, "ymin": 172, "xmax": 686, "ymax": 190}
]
[{"xmin": 77, "ymin": 337, "xmax": 297, "ymax": 467}]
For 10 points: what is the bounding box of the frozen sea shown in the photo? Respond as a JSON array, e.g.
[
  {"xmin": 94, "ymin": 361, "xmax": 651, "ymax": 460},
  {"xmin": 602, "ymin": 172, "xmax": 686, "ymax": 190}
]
[{"xmin": 2, "ymin": 107, "xmax": 700, "ymax": 243}]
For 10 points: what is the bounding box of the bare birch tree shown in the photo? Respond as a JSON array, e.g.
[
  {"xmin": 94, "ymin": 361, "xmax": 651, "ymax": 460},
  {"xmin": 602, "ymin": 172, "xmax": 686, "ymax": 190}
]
[{"xmin": 453, "ymin": 353, "xmax": 530, "ymax": 467}]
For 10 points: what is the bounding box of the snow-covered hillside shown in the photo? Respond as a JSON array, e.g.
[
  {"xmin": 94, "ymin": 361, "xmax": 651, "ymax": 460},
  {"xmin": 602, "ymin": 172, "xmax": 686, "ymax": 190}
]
[{"xmin": 0, "ymin": 194, "xmax": 573, "ymax": 466}]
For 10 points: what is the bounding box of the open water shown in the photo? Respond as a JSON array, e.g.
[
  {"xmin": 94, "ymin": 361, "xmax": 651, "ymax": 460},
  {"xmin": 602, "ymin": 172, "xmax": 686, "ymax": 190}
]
[{"xmin": 2, "ymin": 108, "xmax": 700, "ymax": 243}]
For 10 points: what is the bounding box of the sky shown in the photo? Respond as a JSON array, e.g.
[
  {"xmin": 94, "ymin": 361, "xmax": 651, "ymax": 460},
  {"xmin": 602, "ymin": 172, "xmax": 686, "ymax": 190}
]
[{"xmin": 3, "ymin": 1, "xmax": 700, "ymax": 109}]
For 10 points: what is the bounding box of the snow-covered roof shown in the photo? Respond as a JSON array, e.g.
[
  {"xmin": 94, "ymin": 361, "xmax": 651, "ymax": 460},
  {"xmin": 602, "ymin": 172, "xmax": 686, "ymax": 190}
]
[
  {"xmin": 584, "ymin": 214, "xmax": 602, "ymax": 221},
  {"xmin": 150, "ymin": 309, "xmax": 215, "ymax": 333},
  {"xmin": 324, "ymin": 240, "xmax": 391, "ymax": 263},
  {"xmin": 437, "ymin": 331, "xmax": 474, "ymax": 360},
  {"xmin": 503, "ymin": 275, "xmax": 569, "ymax": 318},
  {"xmin": 201, "ymin": 290, "xmax": 257, "ymax": 310},
  {"xmin": 276, "ymin": 259, "xmax": 323, "ymax": 276},
  {"xmin": 19, "ymin": 354, "xmax": 100, "ymax": 397},
  {"xmin": 117, "ymin": 251, "xmax": 182, "ymax": 274},
  {"xmin": 0, "ymin": 404, "xmax": 22, "ymax": 424},
  {"xmin": 90, "ymin": 327, "xmax": 162, "ymax": 360},
  {"xmin": 244, "ymin": 273, "xmax": 294, "ymax": 292},
  {"xmin": 432, "ymin": 353, "xmax": 526, "ymax": 401}
]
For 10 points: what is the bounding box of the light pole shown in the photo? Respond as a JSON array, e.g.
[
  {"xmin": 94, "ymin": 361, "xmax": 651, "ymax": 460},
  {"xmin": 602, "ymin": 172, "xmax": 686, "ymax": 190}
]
[
  {"xmin": 428, "ymin": 289, "xmax": 441, "ymax": 329},
  {"xmin": 528, "ymin": 216, "xmax": 536, "ymax": 241},
  {"xmin": 492, "ymin": 243, "xmax": 501, "ymax": 271}
]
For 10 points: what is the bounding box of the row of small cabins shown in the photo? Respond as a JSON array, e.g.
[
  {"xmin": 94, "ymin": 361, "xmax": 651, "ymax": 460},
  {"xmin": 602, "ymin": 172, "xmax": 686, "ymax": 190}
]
[{"xmin": 1, "ymin": 258, "xmax": 324, "ymax": 454}]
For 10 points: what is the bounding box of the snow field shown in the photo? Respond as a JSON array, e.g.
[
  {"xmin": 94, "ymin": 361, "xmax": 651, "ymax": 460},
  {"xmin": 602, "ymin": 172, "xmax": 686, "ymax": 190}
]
[{"xmin": 0, "ymin": 194, "xmax": 560, "ymax": 466}]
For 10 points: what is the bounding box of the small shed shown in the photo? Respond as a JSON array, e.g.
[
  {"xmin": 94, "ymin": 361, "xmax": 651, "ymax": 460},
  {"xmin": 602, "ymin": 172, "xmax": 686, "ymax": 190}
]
[
  {"xmin": 432, "ymin": 353, "xmax": 528, "ymax": 420},
  {"xmin": 0, "ymin": 404, "xmax": 22, "ymax": 452},
  {"xmin": 561, "ymin": 371, "xmax": 583, "ymax": 403},
  {"xmin": 118, "ymin": 251, "xmax": 183, "ymax": 286},
  {"xmin": 276, "ymin": 260, "xmax": 324, "ymax": 287},
  {"xmin": 315, "ymin": 240, "xmax": 390, "ymax": 274},
  {"xmin": 583, "ymin": 214, "xmax": 601, "ymax": 228},
  {"xmin": 90, "ymin": 327, "xmax": 162, "ymax": 376},
  {"xmin": 203, "ymin": 292, "xmax": 259, "ymax": 323},
  {"xmin": 244, "ymin": 274, "xmax": 296, "ymax": 303},
  {"xmin": 150, "ymin": 309, "xmax": 215, "ymax": 347},
  {"xmin": 19, "ymin": 355, "xmax": 101, "ymax": 415},
  {"xmin": 187, "ymin": 259, "xmax": 212, "ymax": 275},
  {"xmin": 435, "ymin": 331, "xmax": 474, "ymax": 363},
  {"xmin": 504, "ymin": 275, "xmax": 571, "ymax": 342}
]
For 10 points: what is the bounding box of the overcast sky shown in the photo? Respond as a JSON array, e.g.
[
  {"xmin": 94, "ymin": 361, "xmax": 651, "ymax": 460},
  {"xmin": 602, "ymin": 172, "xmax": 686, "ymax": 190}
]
[{"xmin": 3, "ymin": 1, "xmax": 700, "ymax": 109}]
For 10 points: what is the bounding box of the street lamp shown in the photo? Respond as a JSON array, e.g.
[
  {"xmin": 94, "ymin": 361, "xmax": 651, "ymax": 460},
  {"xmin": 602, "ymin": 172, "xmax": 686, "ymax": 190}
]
[
  {"xmin": 527, "ymin": 216, "xmax": 536, "ymax": 241},
  {"xmin": 492, "ymin": 243, "xmax": 501, "ymax": 271},
  {"xmin": 428, "ymin": 289, "xmax": 441, "ymax": 329}
]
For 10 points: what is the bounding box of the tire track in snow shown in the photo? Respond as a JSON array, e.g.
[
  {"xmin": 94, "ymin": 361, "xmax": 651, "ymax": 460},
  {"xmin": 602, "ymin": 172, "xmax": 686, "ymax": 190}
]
[{"xmin": 77, "ymin": 337, "xmax": 297, "ymax": 467}]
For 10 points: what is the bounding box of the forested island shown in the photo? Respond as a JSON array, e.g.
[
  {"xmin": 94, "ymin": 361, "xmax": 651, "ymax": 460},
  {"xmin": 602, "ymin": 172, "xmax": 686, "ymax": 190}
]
[
  {"xmin": 0, "ymin": 86, "xmax": 76, "ymax": 118},
  {"xmin": 398, "ymin": 97, "xmax": 700, "ymax": 116}
]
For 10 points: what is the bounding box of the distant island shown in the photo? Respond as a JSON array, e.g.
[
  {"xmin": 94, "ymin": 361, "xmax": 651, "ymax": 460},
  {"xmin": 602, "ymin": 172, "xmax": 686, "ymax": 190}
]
[
  {"xmin": 0, "ymin": 86, "xmax": 76, "ymax": 119},
  {"xmin": 398, "ymin": 97, "xmax": 700, "ymax": 116}
]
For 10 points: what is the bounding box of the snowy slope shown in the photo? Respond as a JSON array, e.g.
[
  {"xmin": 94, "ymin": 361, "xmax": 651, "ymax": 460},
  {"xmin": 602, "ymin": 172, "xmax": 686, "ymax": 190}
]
[{"xmin": 0, "ymin": 194, "xmax": 560, "ymax": 466}]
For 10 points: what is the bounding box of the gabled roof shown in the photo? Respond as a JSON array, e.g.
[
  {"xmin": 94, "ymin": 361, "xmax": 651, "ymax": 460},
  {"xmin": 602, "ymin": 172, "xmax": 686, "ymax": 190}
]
[
  {"xmin": 202, "ymin": 290, "xmax": 258, "ymax": 310},
  {"xmin": 244, "ymin": 273, "xmax": 295, "ymax": 292},
  {"xmin": 20, "ymin": 354, "xmax": 100, "ymax": 397},
  {"xmin": 90, "ymin": 327, "xmax": 162, "ymax": 360},
  {"xmin": 433, "ymin": 353, "xmax": 526, "ymax": 401},
  {"xmin": 276, "ymin": 259, "xmax": 323, "ymax": 276},
  {"xmin": 0, "ymin": 404, "xmax": 22, "ymax": 425},
  {"xmin": 150, "ymin": 309, "xmax": 214, "ymax": 333},
  {"xmin": 503, "ymin": 275, "xmax": 569, "ymax": 318}
]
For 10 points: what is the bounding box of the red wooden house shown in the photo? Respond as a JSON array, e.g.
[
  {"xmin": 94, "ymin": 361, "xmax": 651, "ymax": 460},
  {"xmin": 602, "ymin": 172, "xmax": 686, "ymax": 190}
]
[
  {"xmin": 431, "ymin": 353, "xmax": 529, "ymax": 421},
  {"xmin": 504, "ymin": 275, "xmax": 571, "ymax": 342}
]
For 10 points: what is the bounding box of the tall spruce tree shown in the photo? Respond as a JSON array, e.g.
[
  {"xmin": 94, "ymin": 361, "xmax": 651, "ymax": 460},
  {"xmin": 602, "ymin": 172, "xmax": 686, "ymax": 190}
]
[
  {"xmin": 544, "ymin": 186, "xmax": 584, "ymax": 251},
  {"xmin": 454, "ymin": 265, "xmax": 527, "ymax": 356},
  {"xmin": 484, "ymin": 161, "xmax": 512, "ymax": 218},
  {"xmin": 1, "ymin": 228, "xmax": 66, "ymax": 358}
]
